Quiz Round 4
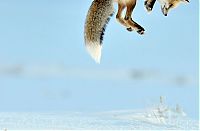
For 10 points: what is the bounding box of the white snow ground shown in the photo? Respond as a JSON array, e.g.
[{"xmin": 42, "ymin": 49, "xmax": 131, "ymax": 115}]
[{"xmin": 0, "ymin": 106, "xmax": 199, "ymax": 130}]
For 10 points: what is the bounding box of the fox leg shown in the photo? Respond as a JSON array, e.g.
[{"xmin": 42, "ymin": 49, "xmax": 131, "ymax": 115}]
[
  {"xmin": 124, "ymin": 1, "xmax": 145, "ymax": 35},
  {"xmin": 116, "ymin": 3, "xmax": 130, "ymax": 29},
  {"xmin": 144, "ymin": 0, "xmax": 156, "ymax": 12}
]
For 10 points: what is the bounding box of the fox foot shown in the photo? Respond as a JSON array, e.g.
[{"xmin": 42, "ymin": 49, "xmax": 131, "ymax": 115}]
[
  {"xmin": 127, "ymin": 27, "xmax": 133, "ymax": 32},
  {"xmin": 127, "ymin": 27, "xmax": 145, "ymax": 35},
  {"xmin": 144, "ymin": 0, "xmax": 155, "ymax": 12},
  {"xmin": 137, "ymin": 28, "xmax": 145, "ymax": 35},
  {"xmin": 124, "ymin": 16, "xmax": 145, "ymax": 35}
]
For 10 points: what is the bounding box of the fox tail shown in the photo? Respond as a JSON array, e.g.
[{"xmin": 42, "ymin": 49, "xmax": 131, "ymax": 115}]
[{"xmin": 84, "ymin": 0, "xmax": 114, "ymax": 63}]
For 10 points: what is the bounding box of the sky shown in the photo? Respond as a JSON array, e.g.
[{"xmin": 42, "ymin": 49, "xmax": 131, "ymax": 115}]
[{"xmin": 0, "ymin": 0, "xmax": 199, "ymax": 119}]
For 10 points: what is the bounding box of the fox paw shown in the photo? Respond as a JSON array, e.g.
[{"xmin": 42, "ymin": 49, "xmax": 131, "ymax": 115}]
[
  {"xmin": 127, "ymin": 27, "xmax": 133, "ymax": 32},
  {"xmin": 144, "ymin": 1, "xmax": 153, "ymax": 12},
  {"xmin": 137, "ymin": 28, "xmax": 145, "ymax": 35},
  {"xmin": 127, "ymin": 27, "xmax": 145, "ymax": 35}
]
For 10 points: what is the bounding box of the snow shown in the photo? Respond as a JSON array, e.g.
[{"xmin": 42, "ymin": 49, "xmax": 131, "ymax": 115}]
[
  {"xmin": 0, "ymin": 109, "xmax": 198, "ymax": 130},
  {"xmin": 0, "ymin": 97, "xmax": 198, "ymax": 130}
]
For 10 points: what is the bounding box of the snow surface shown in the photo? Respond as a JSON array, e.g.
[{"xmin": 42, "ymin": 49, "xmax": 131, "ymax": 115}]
[{"xmin": 0, "ymin": 108, "xmax": 199, "ymax": 130}]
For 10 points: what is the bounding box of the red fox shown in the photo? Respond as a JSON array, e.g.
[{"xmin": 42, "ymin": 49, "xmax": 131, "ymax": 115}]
[
  {"xmin": 84, "ymin": 0, "xmax": 145, "ymax": 63},
  {"xmin": 84, "ymin": 0, "xmax": 189, "ymax": 63}
]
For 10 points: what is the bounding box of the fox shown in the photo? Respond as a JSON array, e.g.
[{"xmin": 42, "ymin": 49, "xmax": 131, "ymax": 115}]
[
  {"xmin": 84, "ymin": 0, "xmax": 189, "ymax": 63},
  {"xmin": 144, "ymin": 0, "xmax": 189, "ymax": 16},
  {"xmin": 84, "ymin": 0, "xmax": 145, "ymax": 63}
]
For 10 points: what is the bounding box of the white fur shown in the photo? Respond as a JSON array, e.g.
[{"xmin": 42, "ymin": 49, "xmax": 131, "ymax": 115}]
[
  {"xmin": 158, "ymin": 0, "xmax": 168, "ymax": 7},
  {"xmin": 85, "ymin": 42, "xmax": 102, "ymax": 63},
  {"xmin": 158, "ymin": 0, "xmax": 188, "ymax": 8}
]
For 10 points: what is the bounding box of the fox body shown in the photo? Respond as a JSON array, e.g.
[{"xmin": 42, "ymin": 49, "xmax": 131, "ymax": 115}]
[{"xmin": 84, "ymin": 0, "xmax": 189, "ymax": 63}]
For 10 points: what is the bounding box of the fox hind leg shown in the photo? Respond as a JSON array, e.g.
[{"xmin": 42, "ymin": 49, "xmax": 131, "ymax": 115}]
[
  {"xmin": 124, "ymin": 2, "xmax": 145, "ymax": 35},
  {"xmin": 144, "ymin": 0, "xmax": 156, "ymax": 12},
  {"xmin": 116, "ymin": 3, "xmax": 130, "ymax": 29}
]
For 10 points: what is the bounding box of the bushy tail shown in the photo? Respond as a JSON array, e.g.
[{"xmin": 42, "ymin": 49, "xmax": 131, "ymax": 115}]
[{"xmin": 84, "ymin": 0, "xmax": 114, "ymax": 63}]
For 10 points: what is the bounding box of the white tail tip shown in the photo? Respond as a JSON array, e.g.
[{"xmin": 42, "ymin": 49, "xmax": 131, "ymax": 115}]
[{"xmin": 85, "ymin": 42, "xmax": 102, "ymax": 63}]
